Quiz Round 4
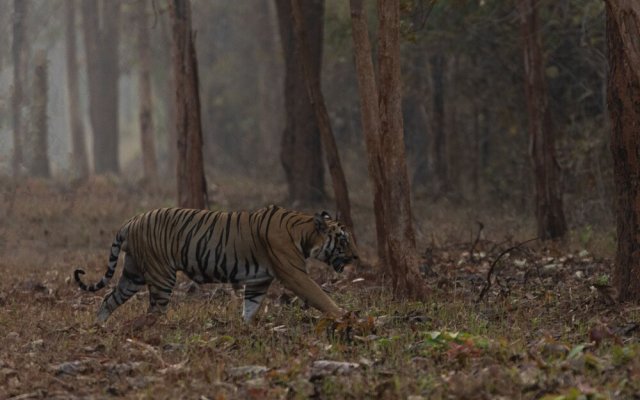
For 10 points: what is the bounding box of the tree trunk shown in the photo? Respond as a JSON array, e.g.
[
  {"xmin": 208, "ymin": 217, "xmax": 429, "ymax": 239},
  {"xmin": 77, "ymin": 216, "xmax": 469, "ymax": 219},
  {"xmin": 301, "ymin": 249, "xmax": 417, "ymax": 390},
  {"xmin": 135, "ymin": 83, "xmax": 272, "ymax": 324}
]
[
  {"xmin": 378, "ymin": 0, "xmax": 425, "ymax": 298},
  {"xmin": 606, "ymin": 1, "xmax": 640, "ymax": 302},
  {"xmin": 605, "ymin": 0, "xmax": 640, "ymax": 84},
  {"xmin": 158, "ymin": 12, "xmax": 177, "ymax": 178},
  {"xmin": 170, "ymin": 0, "xmax": 208, "ymax": 209},
  {"xmin": 65, "ymin": 0, "xmax": 89, "ymax": 180},
  {"xmin": 275, "ymin": 0, "xmax": 325, "ymax": 204},
  {"xmin": 518, "ymin": 0, "xmax": 567, "ymax": 240},
  {"xmin": 81, "ymin": 0, "xmax": 120, "ymax": 175},
  {"xmin": 28, "ymin": 53, "xmax": 50, "ymax": 178},
  {"xmin": 254, "ymin": 0, "xmax": 281, "ymax": 167},
  {"xmin": 349, "ymin": 0, "xmax": 387, "ymax": 263},
  {"xmin": 290, "ymin": 0, "xmax": 354, "ymax": 232},
  {"xmin": 137, "ymin": 0, "xmax": 158, "ymax": 183},
  {"xmin": 431, "ymin": 54, "xmax": 449, "ymax": 197},
  {"xmin": 472, "ymin": 102, "xmax": 480, "ymax": 199},
  {"xmin": 447, "ymin": 55, "xmax": 460, "ymax": 193},
  {"xmin": 11, "ymin": 0, "xmax": 27, "ymax": 177}
]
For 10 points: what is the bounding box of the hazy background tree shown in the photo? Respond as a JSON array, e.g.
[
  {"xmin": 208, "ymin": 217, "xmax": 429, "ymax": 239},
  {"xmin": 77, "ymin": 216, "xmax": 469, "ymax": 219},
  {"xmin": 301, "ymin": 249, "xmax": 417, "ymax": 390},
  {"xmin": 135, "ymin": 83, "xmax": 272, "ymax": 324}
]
[
  {"xmin": 0, "ymin": 0, "xmax": 618, "ymax": 271},
  {"xmin": 171, "ymin": 0, "xmax": 208, "ymax": 209},
  {"xmin": 81, "ymin": 0, "xmax": 121, "ymax": 175},
  {"xmin": 290, "ymin": 0, "xmax": 353, "ymax": 232},
  {"xmin": 253, "ymin": 1, "xmax": 281, "ymax": 167},
  {"xmin": 11, "ymin": 0, "xmax": 27, "ymax": 177},
  {"xmin": 136, "ymin": 0, "xmax": 158, "ymax": 184},
  {"xmin": 65, "ymin": 0, "xmax": 89, "ymax": 180},
  {"xmin": 518, "ymin": 0, "xmax": 567, "ymax": 240},
  {"xmin": 27, "ymin": 52, "xmax": 50, "ymax": 178},
  {"xmin": 275, "ymin": 0, "xmax": 326, "ymax": 204},
  {"xmin": 430, "ymin": 53, "xmax": 449, "ymax": 197},
  {"xmin": 605, "ymin": 0, "xmax": 640, "ymax": 302}
]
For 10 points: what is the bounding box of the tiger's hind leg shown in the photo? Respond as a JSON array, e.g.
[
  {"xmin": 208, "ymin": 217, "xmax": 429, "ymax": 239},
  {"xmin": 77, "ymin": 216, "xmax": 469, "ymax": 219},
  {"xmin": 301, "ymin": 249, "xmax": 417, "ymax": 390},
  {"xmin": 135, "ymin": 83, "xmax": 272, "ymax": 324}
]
[
  {"xmin": 242, "ymin": 278, "xmax": 273, "ymax": 322},
  {"xmin": 96, "ymin": 253, "xmax": 145, "ymax": 323},
  {"xmin": 146, "ymin": 266, "xmax": 177, "ymax": 317}
]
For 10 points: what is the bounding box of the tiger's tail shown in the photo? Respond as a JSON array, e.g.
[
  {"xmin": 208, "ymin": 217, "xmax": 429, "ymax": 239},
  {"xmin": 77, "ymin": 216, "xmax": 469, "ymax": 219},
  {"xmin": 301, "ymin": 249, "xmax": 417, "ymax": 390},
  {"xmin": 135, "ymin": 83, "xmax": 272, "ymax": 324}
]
[{"xmin": 74, "ymin": 230, "xmax": 126, "ymax": 292}]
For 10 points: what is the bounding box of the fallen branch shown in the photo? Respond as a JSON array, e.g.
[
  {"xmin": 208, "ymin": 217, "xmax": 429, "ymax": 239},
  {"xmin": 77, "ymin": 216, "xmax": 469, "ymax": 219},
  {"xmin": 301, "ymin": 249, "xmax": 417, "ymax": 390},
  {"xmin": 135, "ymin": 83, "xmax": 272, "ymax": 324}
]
[{"xmin": 476, "ymin": 237, "xmax": 538, "ymax": 303}]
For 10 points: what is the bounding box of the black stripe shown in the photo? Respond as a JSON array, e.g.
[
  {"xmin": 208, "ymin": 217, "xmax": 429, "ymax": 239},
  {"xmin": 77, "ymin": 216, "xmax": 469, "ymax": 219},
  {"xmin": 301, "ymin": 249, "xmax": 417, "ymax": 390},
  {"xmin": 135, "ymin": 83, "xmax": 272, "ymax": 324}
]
[
  {"xmin": 251, "ymin": 252, "xmax": 260, "ymax": 275},
  {"xmin": 244, "ymin": 258, "xmax": 250, "ymax": 278},
  {"xmin": 224, "ymin": 213, "xmax": 233, "ymax": 246},
  {"xmin": 229, "ymin": 247, "xmax": 239, "ymax": 283},
  {"xmin": 263, "ymin": 206, "xmax": 280, "ymax": 235}
]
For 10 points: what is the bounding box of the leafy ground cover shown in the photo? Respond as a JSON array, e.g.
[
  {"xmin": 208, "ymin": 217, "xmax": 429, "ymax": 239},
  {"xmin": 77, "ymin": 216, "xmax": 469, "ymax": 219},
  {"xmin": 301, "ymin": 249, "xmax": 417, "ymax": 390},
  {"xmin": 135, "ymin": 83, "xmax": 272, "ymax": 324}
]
[{"xmin": 1, "ymin": 179, "xmax": 638, "ymax": 399}]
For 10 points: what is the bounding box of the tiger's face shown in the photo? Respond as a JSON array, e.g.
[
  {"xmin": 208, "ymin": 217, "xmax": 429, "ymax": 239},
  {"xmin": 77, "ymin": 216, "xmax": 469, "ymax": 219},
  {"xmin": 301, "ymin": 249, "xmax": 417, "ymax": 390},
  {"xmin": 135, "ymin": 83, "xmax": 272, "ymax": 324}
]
[{"xmin": 311, "ymin": 212, "xmax": 359, "ymax": 273}]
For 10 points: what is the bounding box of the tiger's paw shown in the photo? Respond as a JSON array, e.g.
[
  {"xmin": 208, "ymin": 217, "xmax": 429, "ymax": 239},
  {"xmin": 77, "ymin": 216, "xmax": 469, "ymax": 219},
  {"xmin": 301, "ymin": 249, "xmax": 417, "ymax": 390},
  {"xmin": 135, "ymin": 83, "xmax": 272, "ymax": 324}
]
[{"xmin": 316, "ymin": 310, "xmax": 376, "ymax": 343}]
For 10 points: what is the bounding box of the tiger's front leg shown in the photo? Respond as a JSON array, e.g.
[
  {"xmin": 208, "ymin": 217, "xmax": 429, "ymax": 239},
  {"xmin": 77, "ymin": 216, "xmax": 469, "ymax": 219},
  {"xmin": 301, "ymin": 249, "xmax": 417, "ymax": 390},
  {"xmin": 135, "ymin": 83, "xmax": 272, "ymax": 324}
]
[
  {"xmin": 270, "ymin": 258, "xmax": 344, "ymax": 319},
  {"xmin": 242, "ymin": 278, "xmax": 273, "ymax": 322}
]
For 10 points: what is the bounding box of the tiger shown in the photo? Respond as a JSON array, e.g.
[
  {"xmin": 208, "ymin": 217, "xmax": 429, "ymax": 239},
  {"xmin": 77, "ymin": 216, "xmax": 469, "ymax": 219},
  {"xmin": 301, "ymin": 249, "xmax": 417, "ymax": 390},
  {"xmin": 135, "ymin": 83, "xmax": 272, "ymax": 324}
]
[{"xmin": 74, "ymin": 205, "xmax": 358, "ymax": 323}]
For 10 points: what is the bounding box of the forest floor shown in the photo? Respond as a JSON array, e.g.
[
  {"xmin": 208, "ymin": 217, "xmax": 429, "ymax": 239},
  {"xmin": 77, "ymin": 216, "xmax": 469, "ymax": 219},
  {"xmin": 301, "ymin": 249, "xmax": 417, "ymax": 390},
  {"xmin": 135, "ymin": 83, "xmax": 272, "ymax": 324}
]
[{"xmin": 0, "ymin": 178, "xmax": 638, "ymax": 399}]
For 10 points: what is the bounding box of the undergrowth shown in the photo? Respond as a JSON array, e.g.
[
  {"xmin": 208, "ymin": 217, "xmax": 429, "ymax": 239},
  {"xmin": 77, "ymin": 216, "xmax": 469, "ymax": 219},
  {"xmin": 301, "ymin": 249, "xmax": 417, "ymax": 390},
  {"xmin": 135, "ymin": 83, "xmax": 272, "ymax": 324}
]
[{"xmin": 0, "ymin": 178, "xmax": 635, "ymax": 400}]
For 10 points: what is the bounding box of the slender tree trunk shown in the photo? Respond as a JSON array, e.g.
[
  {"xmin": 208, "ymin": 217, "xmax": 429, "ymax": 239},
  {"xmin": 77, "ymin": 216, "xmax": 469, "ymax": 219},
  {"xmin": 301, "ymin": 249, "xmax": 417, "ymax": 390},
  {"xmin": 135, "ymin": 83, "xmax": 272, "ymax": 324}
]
[
  {"xmin": 29, "ymin": 53, "xmax": 50, "ymax": 178},
  {"xmin": 472, "ymin": 103, "xmax": 480, "ymax": 198},
  {"xmin": 137, "ymin": 0, "xmax": 158, "ymax": 183},
  {"xmin": 606, "ymin": 1, "xmax": 640, "ymax": 302},
  {"xmin": 518, "ymin": 0, "xmax": 567, "ymax": 240},
  {"xmin": 290, "ymin": 0, "xmax": 353, "ymax": 232},
  {"xmin": 431, "ymin": 54, "xmax": 449, "ymax": 197},
  {"xmin": 377, "ymin": 0, "xmax": 425, "ymax": 298},
  {"xmin": 170, "ymin": 0, "xmax": 208, "ymax": 209},
  {"xmin": 349, "ymin": 0, "xmax": 387, "ymax": 263},
  {"xmin": 275, "ymin": 0, "xmax": 325, "ymax": 204},
  {"xmin": 65, "ymin": 0, "xmax": 89, "ymax": 180},
  {"xmin": 254, "ymin": 0, "xmax": 281, "ymax": 166},
  {"xmin": 11, "ymin": 0, "xmax": 27, "ymax": 177},
  {"xmin": 81, "ymin": 0, "xmax": 120, "ymax": 175},
  {"xmin": 447, "ymin": 55, "xmax": 460, "ymax": 193},
  {"xmin": 159, "ymin": 12, "xmax": 177, "ymax": 178}
]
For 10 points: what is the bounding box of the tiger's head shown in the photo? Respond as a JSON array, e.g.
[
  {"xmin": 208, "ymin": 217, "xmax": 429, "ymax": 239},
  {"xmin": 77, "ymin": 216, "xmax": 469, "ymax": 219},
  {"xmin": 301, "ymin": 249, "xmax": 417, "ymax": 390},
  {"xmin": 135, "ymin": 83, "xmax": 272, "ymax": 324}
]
[{"xmin": 309, "ymin": 211, "xmax": 359, "ymax": 273}]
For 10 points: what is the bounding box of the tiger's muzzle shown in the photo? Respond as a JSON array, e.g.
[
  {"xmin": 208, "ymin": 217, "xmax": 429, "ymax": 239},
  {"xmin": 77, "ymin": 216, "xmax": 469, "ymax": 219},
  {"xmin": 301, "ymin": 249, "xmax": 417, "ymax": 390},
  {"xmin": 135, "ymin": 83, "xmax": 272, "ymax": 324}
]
[{"xmin": 331, "ymin": 255, "xmax": 358, "ymax": 273}]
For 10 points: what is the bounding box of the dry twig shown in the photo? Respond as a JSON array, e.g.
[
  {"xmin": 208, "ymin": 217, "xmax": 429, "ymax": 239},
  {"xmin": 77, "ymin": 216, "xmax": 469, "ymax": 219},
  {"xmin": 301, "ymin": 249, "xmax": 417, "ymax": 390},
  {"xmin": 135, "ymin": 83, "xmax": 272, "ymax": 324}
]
[{"xmin": 476, "ymin": 237, "xmax": 538, "ymax": 303}]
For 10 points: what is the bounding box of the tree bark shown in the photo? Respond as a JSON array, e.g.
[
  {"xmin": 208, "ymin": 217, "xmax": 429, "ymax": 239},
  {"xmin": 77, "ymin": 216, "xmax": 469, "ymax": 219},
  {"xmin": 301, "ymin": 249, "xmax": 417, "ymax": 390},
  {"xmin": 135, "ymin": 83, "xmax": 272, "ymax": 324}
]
[
  {"xmin": 606, "ymin": 1, "xmax": 640, "ymax": 302},
  {"xmin": 349, "ymin": 0, "xmax": 387, "ymax": 263},
  {"xmin": 290, "ymin": 0, "xmax": 354, "ymax": 232},
  {"xmin": 28, "ymin": 53, "xmax": 50, "ymax": 178},
  {"xmin": 65, "ymin": 0, "xmax": 89, "ymax": 180},
  {"xmin": 518, "ymin": 0, "xmax": 567, "ymax": 240},
  {"xmin": 275, "ymin": 0, "xmax": 325, "ymax": 204},
  {"xmin": 11, "ymin": 0, "xmax": 27, "ymax": 177},
  {"xmin": 81, "ymin": 0, "xmax": 120, "ymax": 175},
  {"xmin": 377, "ymin": 0, "xmax": 425, "ymax": 298},
  {"xmin": 170, "ymin": 0, "xmax": 208, "ymax": 209},
  {"xmin": 137, "ymin": 0, "xmax": 158, "ymax": 183},
  {"xmin": 605, "ymin": 0, "xmax": 640, "ymax": 84}
]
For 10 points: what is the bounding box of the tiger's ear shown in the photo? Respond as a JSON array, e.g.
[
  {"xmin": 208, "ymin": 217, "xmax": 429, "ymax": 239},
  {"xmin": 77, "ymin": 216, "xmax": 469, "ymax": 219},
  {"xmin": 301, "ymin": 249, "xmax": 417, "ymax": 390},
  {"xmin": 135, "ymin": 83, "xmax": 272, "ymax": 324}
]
[{"xmin": 314, "ymin": 211, "xmax": 331, "ymax": 233}]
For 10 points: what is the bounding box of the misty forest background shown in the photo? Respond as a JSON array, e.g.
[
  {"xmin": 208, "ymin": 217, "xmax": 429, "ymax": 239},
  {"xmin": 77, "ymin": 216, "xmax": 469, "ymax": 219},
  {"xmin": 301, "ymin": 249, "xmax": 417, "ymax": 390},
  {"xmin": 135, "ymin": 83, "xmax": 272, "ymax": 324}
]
[
  {"xmin": 4, "ymin": 1, "xmax": 640, "ymax": 398},
  {"xmin": 0, "ymin": 0, "xmax": 612, "ymax": 234}
]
